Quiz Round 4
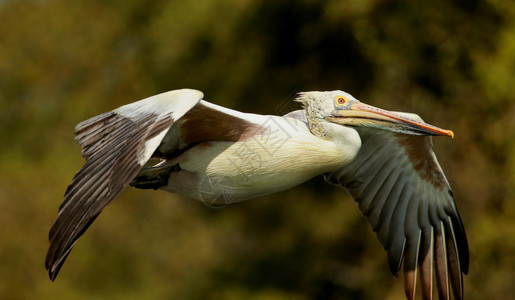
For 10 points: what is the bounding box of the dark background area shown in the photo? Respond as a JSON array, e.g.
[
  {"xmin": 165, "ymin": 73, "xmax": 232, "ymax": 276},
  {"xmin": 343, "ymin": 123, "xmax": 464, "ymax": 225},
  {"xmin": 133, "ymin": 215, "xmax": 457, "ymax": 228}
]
[{"xmin": 0, "ymin": 0, "xmax": 514, "ymax": 299}]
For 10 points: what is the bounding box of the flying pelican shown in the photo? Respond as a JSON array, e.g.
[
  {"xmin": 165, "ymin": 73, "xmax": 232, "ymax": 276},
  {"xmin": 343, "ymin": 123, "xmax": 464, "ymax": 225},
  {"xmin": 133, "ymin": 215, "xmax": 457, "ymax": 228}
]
[{"xmin": 46, "ymin": 89, "xmax": 468, "ymax": 300}]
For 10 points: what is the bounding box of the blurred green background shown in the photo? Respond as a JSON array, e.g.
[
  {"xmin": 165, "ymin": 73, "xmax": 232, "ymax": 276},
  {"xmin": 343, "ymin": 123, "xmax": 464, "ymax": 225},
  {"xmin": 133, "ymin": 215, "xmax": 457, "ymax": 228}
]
[{"xmin": 1, "ymin": 0, "xmax": 514, "ymax": 299}]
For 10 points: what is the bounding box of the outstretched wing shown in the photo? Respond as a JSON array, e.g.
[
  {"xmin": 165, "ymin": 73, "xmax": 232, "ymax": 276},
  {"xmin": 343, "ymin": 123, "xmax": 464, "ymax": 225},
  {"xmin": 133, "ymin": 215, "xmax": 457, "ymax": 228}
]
[
  {"xmin": 325, "ymin": 125, "xmax": 469, "ymax": 300},
  {"xmin": 46, "ymin": 89, "xmax": 204, "ymax": 280}
]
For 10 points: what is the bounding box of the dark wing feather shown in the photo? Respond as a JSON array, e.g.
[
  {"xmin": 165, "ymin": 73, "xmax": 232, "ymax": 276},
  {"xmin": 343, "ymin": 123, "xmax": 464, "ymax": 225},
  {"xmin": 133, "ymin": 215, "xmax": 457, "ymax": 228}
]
[
  {"xmin": 325, "ymin": 127, "xmax": 468, "ymax": 300},
  {"xmin": 46, "ymin": 89, "xmax": 203, "ymax": 280}
]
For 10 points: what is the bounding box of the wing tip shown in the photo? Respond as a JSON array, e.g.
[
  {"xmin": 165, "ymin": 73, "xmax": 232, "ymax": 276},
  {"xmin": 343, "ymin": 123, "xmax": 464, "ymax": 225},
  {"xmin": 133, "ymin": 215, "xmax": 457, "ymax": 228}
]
[
  {"xmin": 47, "ymin": 267, "xmax": 59, "ymax": 282},
  {"xmin": 45, "ymin": 251, "xmax": 63, "ymax": 281}
]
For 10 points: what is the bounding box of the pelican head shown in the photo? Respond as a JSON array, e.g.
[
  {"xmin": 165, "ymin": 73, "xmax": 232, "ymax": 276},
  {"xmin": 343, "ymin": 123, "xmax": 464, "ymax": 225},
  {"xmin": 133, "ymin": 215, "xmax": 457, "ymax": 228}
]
[{"xmin": 297, "ymin": 90, "xmax": 454, "ymax": 138}]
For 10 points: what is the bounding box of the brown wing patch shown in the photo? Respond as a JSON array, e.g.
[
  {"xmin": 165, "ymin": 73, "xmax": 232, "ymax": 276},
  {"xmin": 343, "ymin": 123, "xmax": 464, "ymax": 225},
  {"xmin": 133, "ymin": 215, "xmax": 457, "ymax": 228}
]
[
  {"xmin": 395, "ymin": 134, "xmax": 446, "ymax": 190},
  {"xmin": 179, "ymin": 103, "xmax": 263, "ymax": 145}
]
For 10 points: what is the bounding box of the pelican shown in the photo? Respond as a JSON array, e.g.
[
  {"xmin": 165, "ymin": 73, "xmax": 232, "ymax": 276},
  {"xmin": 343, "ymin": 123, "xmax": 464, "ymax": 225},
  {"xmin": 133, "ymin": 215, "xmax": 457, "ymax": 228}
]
[{"xmin": 46, "ymin": 89, "xmax": 468, "ymax": 300}]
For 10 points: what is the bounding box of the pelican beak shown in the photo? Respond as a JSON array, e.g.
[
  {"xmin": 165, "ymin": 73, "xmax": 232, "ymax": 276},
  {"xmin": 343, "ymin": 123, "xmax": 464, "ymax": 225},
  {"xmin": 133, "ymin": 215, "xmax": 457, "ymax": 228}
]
[{"xmin": 327, "ymin": 102, "xmax": 454, "ymax": 138}]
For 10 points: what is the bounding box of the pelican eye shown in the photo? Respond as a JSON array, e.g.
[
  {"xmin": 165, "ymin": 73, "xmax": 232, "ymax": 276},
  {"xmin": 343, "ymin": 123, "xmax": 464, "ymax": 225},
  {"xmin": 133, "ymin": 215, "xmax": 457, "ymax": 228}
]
[{"xmin": 334, "ymin": 96, "xmax": 347, "ymax": 106}]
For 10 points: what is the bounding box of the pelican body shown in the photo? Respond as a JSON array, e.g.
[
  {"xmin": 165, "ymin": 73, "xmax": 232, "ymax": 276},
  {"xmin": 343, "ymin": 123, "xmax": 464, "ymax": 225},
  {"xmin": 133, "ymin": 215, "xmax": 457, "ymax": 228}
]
[
  {"xmin": 136, "ymin": 102, "xmax": 360, "ymax": 204},
  {"xmin": 46, "ymin": 89, "xmax": 468, "ymax": 300}
]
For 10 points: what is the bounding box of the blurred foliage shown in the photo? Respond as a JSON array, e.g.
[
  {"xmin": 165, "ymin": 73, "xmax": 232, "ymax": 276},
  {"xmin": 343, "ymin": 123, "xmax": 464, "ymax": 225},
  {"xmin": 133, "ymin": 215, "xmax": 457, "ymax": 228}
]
[{"xmin": 0, "ymin": 0, "xmax": 514, "ymax": 299}]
